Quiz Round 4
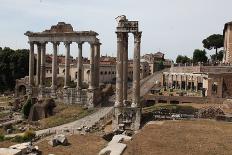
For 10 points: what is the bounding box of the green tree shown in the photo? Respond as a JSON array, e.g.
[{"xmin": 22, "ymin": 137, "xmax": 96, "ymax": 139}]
[
  {"xmin": 22, "ymin": 98, "xmax": 33, "ymax": 118},
  {"xmin": 157, "ymin": 61, "xmax": 165, "ymax": 71},
  {"xmin": 211, "ymin": 50, "xmax": 224, "ymax": 61},
  {"xmin": 192, "ymin": 49, "xmax": 208, "ymax": 63},
  {"xmin": 0, "ymin": 47, "xmax": 29, "ymax": 92},
  {"xmin": 202, "ymin": 34, "xmax": 223, "ymax": 59},
  {"xmin": 176, "ymin": 55, "xmax": 191, "ymax": 64}
]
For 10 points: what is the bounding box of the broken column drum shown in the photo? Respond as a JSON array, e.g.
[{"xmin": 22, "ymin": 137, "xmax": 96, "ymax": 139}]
[
  {"xmin": 25, "ymin": 22, "xmax": 101, "ymax": 107},
  {"xmin": 113, "ymin": 15, "xmax": 142, "ymax": 131}
]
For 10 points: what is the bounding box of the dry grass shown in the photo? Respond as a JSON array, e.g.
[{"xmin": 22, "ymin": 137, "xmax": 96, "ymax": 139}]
[
  {"xmin": 38, "ymin": 104, "xmax": 94, "ymax": 129},
  {"xmin": 124, "ymin": 120, "xmax": 232, "ymax": 155},
  {"xmin": 37, "ymin": 134, "xmax": 107, "ymax": 155},
  {"xmin": 0, "ymin": 96, "xmax": 13, "ymax": 106}
]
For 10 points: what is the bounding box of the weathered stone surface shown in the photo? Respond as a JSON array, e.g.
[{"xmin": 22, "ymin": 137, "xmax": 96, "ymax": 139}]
[
  {"xmin": 0, "ymin": 148, "xmax": 22, "ymax": 155},
  {"xmin": 99, "ymin": 134, "xmax": 131, "ymax": 155},
  {"xmin": 198, "ymin": 107, "xmax": 224, "ymax": 119},
  {"xmin": 48, "ymin": 134, "xmax": 68, "ymax": 147}
]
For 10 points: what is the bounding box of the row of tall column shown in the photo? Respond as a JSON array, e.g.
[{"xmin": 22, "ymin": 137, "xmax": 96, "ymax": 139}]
[
  {"xmin": 115, "ymin": 31, "xmax": 142, "ymax": 107},
  {"xmin": 163, "ymin": 74, "xmax": 200, "ymax": 91},
  {"xmin": 28, "ymin": 41, "xmax": 100, "ymax": 90}
]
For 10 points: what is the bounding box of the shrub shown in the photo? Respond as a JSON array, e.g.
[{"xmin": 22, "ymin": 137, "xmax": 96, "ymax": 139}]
[
  {"xmin": 23, "ymin": 130, "xmax": 36, "ymax": 141},
  {"xmin": 22, "ymin": 98, "xmax": 33, "ymax": 118},
  {"xmin": 0, "ymin": 134, "xmax": 5, "ymax": 142},
  {"xmin": 12, "ymin": 130, "xmax": 35, "ymax": 142}
]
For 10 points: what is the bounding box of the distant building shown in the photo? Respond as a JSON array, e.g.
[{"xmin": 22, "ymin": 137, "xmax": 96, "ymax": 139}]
[{"xmin": 142, "ymin": 52, "xmax": 172, "ymax": 74}]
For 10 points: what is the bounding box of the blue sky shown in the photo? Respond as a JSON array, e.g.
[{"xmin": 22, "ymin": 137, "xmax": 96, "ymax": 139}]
[{"xmin": 0, "ymin": 0, "xmax": 232, "ymax": 60}]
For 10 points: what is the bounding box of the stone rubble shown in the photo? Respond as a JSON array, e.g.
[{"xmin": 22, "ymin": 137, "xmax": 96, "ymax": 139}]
[
  {"xmin": 99, "ymin": 134, "xmax": 132, "ymax": 155},
  {"xmin": 48, "ymin": 134, "xmax": 68, "ymax": 147}
]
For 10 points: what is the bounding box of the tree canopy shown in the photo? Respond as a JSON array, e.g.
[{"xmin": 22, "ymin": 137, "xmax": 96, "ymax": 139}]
[
  {"xmin": 0, "ymin": 47, "xmax": 29, "ymax": 92},
  {"xmin": 176, "ymin": 55, "xmax": 192, "ymax": 64},
  {"xmin": 192, "ymin": 49, "xmax": 208, "ymax": 63},
  {"xmin": 210, "ymin": 50, "xmax": 224, "ymax": 61},
  {"xmin": 202, "ymin": 34, "xmax": 224, "ymax": 57}
]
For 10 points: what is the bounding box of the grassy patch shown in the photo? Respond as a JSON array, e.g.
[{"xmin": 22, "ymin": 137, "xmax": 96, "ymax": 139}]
[
  {"xmin": 143, "ymin": 104, "xmax": 198, "ymax": 115},
  {"xmin": 0, "ymin": 96, "xmax": 14, "ymax": 106},
  {"xmin": 38, "ymin": 104, "xmax": 95, "ymax": 129}
]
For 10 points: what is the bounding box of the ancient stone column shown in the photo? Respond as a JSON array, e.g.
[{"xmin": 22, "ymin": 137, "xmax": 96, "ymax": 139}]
[
  {"xmin": 171, "ymin": 74, "xmax": 174, "ymax": 88},
  {"xmin": 94, "ymin": 43, "xmax": 101, "ymax": 89},
  {"xmin": 89, "ymin": 43, "xmax": 95, "ymax": 90},
  {"xmin": 191, "ymin": 76, "xmax": 194, "ymax": 91},
  {"xmin": 123, "ymin": 33, "xmax": 128, "ymax": 101},
  {"xmin": 51, "ymin": 42, "xmax": 59, "ymax": 89},
  {"xmin": 40, "ymin": 42, "xmax": 46, "ymax": 86},
  {"xmin": 115, "ymin": 32, "xmax": 124, "ymax": 107},
  {"xmin": 77, "ymin": 42, "xmax": 83, "ymax": 89},
  {"xmin": 175, "ymin": 74, "xmax": 178, "ymax": 89},
  {"xmin": 180, "ymin": 75, "xmax": 182, "ymax": 90},
  {"xmin": 36, "ymin": 43, "xmax": 41, "ymax": 86},
  {"xmin": 29, "ymin": 42, "xmax": 34, "ymax": 86},
  {"xmin": 195, "ymin": 76, "xmax": 198, "ymax": 92},
  {"xmin": 132, "ymin": 32, "xmax": 142, "ymax": 107},
  {"xmin": 185, "ymin": 75, "xmax": 188, "ymax": 90},
  {"xmin": 64, "ymin": 42, "xmax": 71, "ymax": 88}
]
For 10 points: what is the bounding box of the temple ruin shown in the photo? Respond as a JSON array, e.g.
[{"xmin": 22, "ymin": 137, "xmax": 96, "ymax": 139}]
[
  {"xmin": 23, "ymin": 22, "xmax": 101, "ymax": 107},
  {"xmin": 113, "ymin": 15, "xmax": 142, "ymax": 131}
]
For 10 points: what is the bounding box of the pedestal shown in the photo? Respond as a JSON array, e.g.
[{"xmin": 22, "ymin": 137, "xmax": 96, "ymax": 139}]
[{"xmin": 113, "ymin": 106, "xmax": 141, "ymax": 131}]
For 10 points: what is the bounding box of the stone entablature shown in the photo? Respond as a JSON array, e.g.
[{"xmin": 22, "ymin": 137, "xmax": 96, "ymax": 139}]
[{"xmin": 171, "ymin": 65, "xmax": 232, "ymax": 74}]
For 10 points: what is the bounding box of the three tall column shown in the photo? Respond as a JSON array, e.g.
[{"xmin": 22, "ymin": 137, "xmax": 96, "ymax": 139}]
[{"xmin": 115, "ymin": 31, "xmax": 142, "ymax": 107}]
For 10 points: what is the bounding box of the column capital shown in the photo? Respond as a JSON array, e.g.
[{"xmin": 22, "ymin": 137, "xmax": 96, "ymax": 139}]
[
  {"xmin": 39, "ymin": 41, "xmax": 48, "ymax": 45},
  {"xmin": 28, "ymin": 41, "xmax": 35, "ymax": 45},
  {"xmin": 52, "ymin": 41, "xmax": 60, "ymax": 46},
  {"xmin": 76, "ymin": 41, "xmax": 84, "ymax": 45},
  {"xmin": 64, "ymin": 41, "xmax": 72, "ymax": 46},
  {"xmin": 134, "ymin": 31, "xmax": 142, "ymax": 43},
  {"xmin": 116, "ymin": 32, "xmax": 125, "ymax": 42}
]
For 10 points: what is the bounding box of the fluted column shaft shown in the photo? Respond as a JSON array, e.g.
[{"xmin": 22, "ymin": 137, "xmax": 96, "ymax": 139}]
[
  {"xmin": 123, "ymin": 34, "xmax": 128, "ymax": 101},
  {"xmin": 89, "ymin": 43, "xmax": 95, "ymax": 90},
  {"xmin": 132, "ymin": 32, "xmax": 142, "ymax": 107},
  {"xmin": 51, "ymin": 42, "xmax": 59, "ymax": 89},
  {"xmin": 40, "ymin": 42, "xmax": 46, "ymax": 86},
  {"xmin": 36, "ymin": 43, "xmax": 41, "ymax": 86},
  {"xmin": 77, "ymin": 42, "xmax": 83, "ymax": 89},
  {"xmin": 191, "ymin": 76, "xmax": 194, "ymax": 91},
  {"xmin": 115, "ymin": 32, "xmax": 124, "ymax": 107},
  {"xmin": 180, "ymin": 75, "xmax": 182, "ymax": 90},
  {"xmin": 185, "ymin": 75, "xmax": 188, "ymax": 90},
  {"xmin": 29, "ymin": 42, "xmax": 35, "ymax": 86},
  {"xmin": 64, "ymin": 42, "xmax": 71, "ymax": 88},
  {"xmin": 175, "ymin": 75, "xmax": 178, "ymax": 89},
  {"xmin": 94, "ymin": 43, "xmax": 101, "ymax": 89}
]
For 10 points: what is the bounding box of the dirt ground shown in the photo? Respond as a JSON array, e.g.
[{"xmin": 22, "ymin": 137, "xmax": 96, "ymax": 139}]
[
  {"xmin": 37, "ymin": 134, "xmax": 107, "ymax": 155},
  {"xmin": 124, "ymin": 120, "xmax": 232, "ymax": 155}
]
